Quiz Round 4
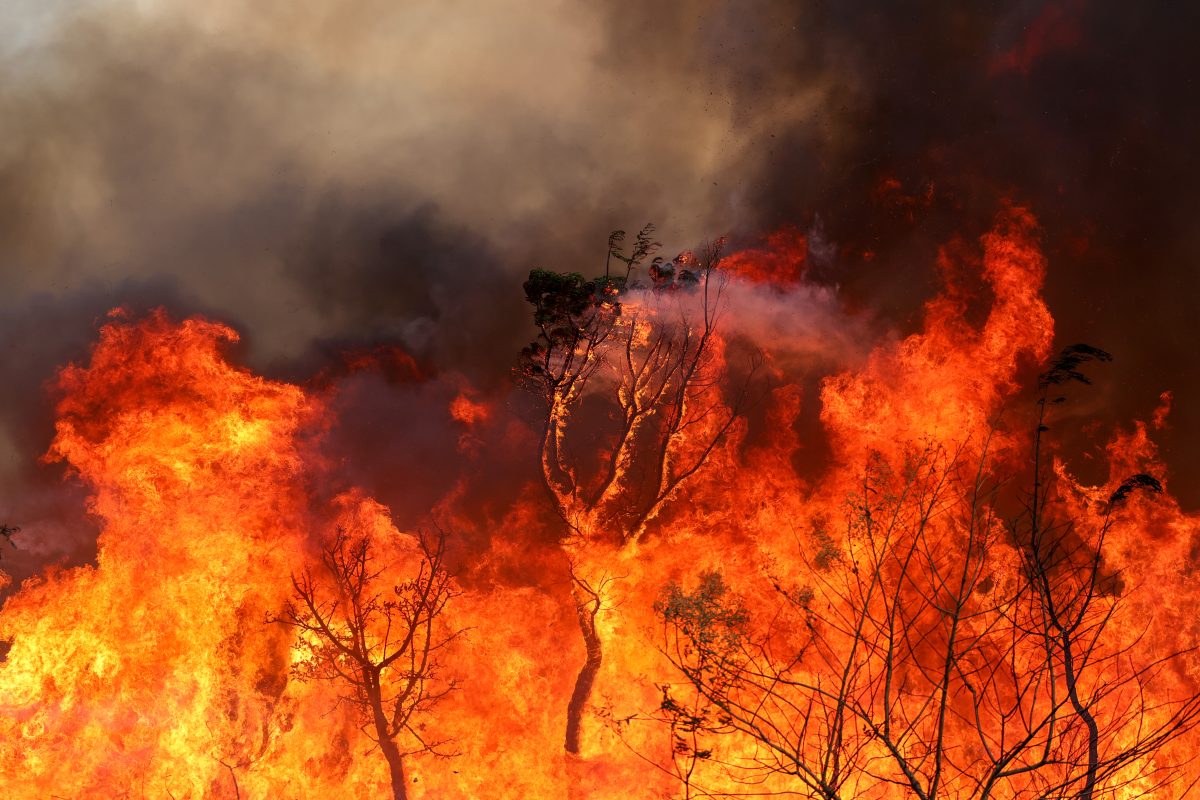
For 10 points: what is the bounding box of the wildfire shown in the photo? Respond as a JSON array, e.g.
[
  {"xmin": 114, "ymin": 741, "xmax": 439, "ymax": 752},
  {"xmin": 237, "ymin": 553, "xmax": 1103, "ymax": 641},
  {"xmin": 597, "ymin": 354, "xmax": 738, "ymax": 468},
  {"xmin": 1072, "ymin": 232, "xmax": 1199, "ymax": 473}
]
[{"xmin": 1, "ymin": 208, "xmax": 1197, "ymax": 799}]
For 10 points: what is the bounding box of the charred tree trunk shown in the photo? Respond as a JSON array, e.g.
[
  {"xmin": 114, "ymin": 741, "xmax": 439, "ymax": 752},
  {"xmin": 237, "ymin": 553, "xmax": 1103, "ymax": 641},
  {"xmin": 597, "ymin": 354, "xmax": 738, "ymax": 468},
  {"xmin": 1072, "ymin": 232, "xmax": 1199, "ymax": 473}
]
[
  {"xmin": 1061, "ymin": 625, "xmax": 1099, "ymax": 800},
  {"xmin": 518, "ymin": 237, "xmax": 737, "ymax": 757},
  {"xmin": 564, "ymin": 580, "xmax": 604, "ymax": 754},
  {"xmin": 369, "ymin": 680, "xmax": 409, "ymax": 800},
  {"xmin": 378, "ymin": 736, "xmax": 409, "ymax": 800},
  {"xmin": 278, "ymin": 529, "xmax": 460, "ymax": 799}
]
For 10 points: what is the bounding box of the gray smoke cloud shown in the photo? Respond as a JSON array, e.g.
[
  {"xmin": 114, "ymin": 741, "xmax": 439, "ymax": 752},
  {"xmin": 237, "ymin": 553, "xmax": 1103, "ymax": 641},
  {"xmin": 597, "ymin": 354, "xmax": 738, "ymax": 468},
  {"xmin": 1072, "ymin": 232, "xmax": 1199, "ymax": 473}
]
[
  {"xmin": 0, "ymin": 0, "xmax": 845, "ymax": 584},
  {"xmin": 3, "ymin": 0, "xmax": 1199, "ymax": 587},
  {"xmin": 0, "ymin": 0, "xmax": 836, "ymax": 362}
]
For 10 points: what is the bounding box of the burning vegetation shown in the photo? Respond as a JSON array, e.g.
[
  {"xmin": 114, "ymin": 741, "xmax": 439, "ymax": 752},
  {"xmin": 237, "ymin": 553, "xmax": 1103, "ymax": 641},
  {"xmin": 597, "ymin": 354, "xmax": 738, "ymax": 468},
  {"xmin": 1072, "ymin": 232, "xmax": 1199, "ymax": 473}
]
[{"xmin": 1, "ymin": 206, "xmax": 1199, "ymax": 800}]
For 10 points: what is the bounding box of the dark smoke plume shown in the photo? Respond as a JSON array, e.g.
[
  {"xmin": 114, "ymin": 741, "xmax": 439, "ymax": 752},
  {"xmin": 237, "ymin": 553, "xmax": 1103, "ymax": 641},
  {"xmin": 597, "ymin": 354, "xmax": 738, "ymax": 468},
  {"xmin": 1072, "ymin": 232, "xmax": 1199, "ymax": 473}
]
[{"xmin": 2, "ymin": 1, "xmax": 1198, "ymax": 586}]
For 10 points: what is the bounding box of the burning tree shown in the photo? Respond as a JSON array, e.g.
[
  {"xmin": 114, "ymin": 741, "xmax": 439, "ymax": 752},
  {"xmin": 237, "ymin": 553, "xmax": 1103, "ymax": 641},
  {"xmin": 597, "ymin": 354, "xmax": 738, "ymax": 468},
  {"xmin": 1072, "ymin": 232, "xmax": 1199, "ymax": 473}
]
[
  {"xmin": 518, "ymin": 225, "xmax": 751, "ymax": 755},
  {"xmin": 518, "ymin": 225, "xmax": 742, "ymax": 542},
  {"xmin": 655, "ymin": 347, "xmax": 1200, "ymax": 799},
  {"xmin": 276, "ymin": 525, "xmax": 461, "ymax": 800}
]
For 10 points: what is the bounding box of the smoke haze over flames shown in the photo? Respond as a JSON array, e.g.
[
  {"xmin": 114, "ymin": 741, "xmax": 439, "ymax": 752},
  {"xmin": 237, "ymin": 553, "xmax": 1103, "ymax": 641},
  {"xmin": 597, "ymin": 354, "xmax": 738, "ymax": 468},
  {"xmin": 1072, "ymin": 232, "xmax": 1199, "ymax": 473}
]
[{"xmin": 1, "ymin": 1, "xmax": 1199, "ymax": 798}]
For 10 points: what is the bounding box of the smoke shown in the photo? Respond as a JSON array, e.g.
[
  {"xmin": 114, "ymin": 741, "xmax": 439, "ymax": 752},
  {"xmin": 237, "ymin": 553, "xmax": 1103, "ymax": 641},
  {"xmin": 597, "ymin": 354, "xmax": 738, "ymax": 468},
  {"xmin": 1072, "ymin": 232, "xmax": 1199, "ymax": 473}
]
[
  {"xmin": 2, "ymin": 0, "xmax": 1198, "ymax": 585},
  {"xmin": 0, "ymin": 0, "xmax": 834, "ymax": 361},
  {"xmin": 730, "ymin": 1, "xmax": 1200, "ymax": 495}
]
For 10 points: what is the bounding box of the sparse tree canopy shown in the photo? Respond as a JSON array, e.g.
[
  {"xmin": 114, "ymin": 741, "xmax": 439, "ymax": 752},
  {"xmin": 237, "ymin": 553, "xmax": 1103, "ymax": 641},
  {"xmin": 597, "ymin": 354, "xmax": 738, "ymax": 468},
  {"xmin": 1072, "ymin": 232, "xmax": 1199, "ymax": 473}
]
[
  {"xmin": 655, "ymin": 345, "xmax": 1200, "ymax": 799},
  {"xmin": 517, "ymin": 225, "xmax": 752, "ymax": 756},
  {"xmin": 518, "ymin": 224, "xmax": 744, "ymax": 543},
  {"xmin": 275, "ymin": 526, "xmax": 461, "ymax": 800}
]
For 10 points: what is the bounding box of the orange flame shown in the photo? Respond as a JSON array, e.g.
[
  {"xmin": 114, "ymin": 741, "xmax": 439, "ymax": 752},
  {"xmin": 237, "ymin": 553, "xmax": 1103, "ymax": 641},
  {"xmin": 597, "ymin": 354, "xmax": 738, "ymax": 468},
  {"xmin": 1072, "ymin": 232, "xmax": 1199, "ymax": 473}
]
[{"xmin": 1, "ymin": 207, "xmax": 1197, "ymax": 798}]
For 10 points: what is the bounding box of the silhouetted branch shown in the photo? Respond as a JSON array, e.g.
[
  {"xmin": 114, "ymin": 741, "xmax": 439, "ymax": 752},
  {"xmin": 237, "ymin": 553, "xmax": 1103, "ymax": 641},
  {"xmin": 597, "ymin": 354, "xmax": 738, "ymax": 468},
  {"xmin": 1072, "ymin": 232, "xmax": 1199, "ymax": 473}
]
[
  {"xmin": 0, "ymin": 524, "xmax": 18, "ymax": 557},
  {"xmin": 657, "ymin": 422, "xmax": 1200, "ymax": 798},
  {"xmin": 273, "ymin": 526, "xmax": 462, "ymax": 800}
]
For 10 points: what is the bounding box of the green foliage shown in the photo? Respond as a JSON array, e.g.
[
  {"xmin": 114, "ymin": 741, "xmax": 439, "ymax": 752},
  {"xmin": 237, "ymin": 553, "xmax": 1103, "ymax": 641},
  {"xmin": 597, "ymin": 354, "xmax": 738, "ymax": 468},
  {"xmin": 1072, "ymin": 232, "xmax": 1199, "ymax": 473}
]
[
  {"xmin": 521, "ymin": 222, "xmax": 663, "ymax": 333},
  {"xmin": 517, "ymin": 223, "xmax": 664, "ymax": 392},
  {"xmin": 647, "ymin": 258, "xmax": 701, "ymax": 290},
  {"xmin": 656, "ymin": 571, "xmax": 748, "ymax": 656},
  {"xmin": 656, "ymin": 571, "xmax": 747, "ymax": 788},
  {"xmin": 516, "ymin": 268, "xmax": 618, "ymax": 387},
  {"xmin": 522, "ymin": 270, "xmax": 612, "ymax": 332},
  {"xmin": 808, "ymin": 518, "xmax": 841, "ymax": 572}
]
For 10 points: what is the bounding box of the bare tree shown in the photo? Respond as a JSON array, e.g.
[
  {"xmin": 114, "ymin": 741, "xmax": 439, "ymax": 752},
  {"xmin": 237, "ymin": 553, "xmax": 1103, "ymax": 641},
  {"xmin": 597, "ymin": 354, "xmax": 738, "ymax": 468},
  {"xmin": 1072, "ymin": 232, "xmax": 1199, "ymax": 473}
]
[
  {"xmin": 275, "ymin": 527, "xmax": 461, "ymax": 800},
  {"xmin": 518, "ymin": 226, "xmax": 752, "ymax": 754},
  {"xmin": 655, "ymin": 349, "xmax": 1200, "ymax": 799},
  {"xmin": 1014, "ymin": 344, "xmax": 1200, "ymax": 800}
]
